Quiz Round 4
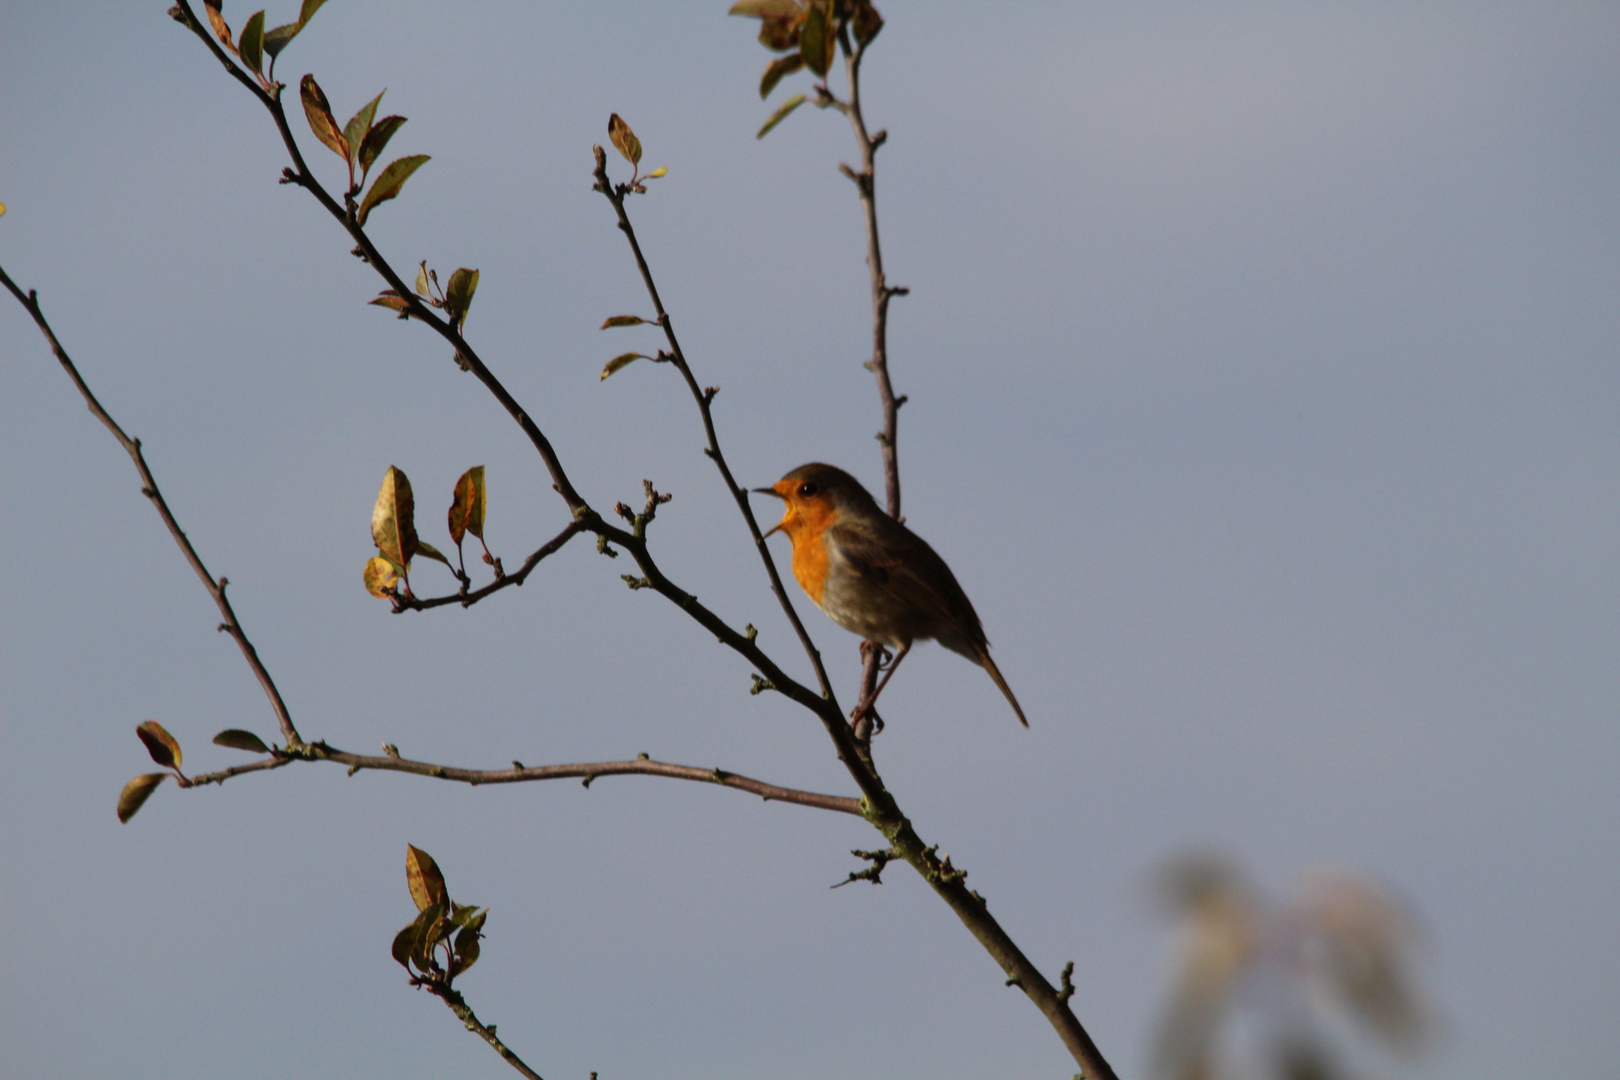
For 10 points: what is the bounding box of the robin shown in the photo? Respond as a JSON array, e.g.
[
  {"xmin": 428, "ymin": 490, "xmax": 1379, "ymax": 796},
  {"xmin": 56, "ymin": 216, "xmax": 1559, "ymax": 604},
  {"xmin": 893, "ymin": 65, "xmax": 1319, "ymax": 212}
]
[{"xmin": 755, "ymin": 463, "xmax": 1027, "ymax": 727}]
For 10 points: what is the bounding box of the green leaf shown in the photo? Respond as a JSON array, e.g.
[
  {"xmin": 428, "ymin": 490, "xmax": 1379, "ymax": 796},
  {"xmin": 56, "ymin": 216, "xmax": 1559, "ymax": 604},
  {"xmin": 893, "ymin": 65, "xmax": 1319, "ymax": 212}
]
[
  {"xmin": 448, "ymin": 466, "xmax": 486, "ymax": 546},
  {"xmin": 344, "ymin": 90, "xmax": 386, "ymax": 171},
  {"xmin": 728, "ymin": 0, "xmax": 804, "ymax": 16},
  {"xmin": 357, "ymin": 154, "xmax": 430, "ymax": 226},
  {"xmin": 391, "ymin": 920, "xmax": 420, "ymax": 970},
  {"xmin": 644, "ymin": 166, "xmax": 668, "ymax": 179},
  {"xmin": 299, "ymin": 75, "xmax": 349, "ymax": 161},
  {"xmin": 760, "ymin": 52, "xmax": 804, "ymax": 98},
  {"xmin": 298, "ymin": 0, "xmax": 330, "ymax": 26},
  {"xmin": 443, "ymin": 267, "xmax": 479, "ymax": 327},
  {"xmin": 415, "ymin": 540, "xmax": 450, "ymax": 565},
  {"xmin": 799, "ymin": 1, "xmax": 834, "ymax": 77},
  {"xmin": 358, "ymin": 115, "xmax": 407, "ymax": 178},
  {"xmin": 608, "ymin": 113, "xmax": 641, "ymax": 166},
  {"xmin": 600, "ymin": 352, "xmax": 649, "ymax": 380},
  {"xmin": 213, "ymin": 729, "xmax": 271, "ymax": 754},
  {"xmin": 203, "ymin": 0, "xmax": 234, "ymax": 51},
  {"xmin": 117, "ymin": 773, "xmax": 168, "ymax": 824},
  {"xmin": 371, "ymin": 466, "xmax": 419, "ymax": 570},
  {"xmin": 406, "ymin": 845, "xmax": 448, "ymax": 912},
  {"xmin": 136, "ymin": 720, "xmax": 182, "ymax": 770},
  {"xmin": 453, "ymin": 925, "xmax": 481, "ymax": 972},
  {"xmin": 263, "ymin": 21, "xmax": 301, "ymax": 59},
  {"xmin": 237, "ymin": 10, "xmax": 266, "ymax": 74},
  {"xmin": 756, "ymin": 94, "xmax": 806, "ymax": 139},
  {"xmin": 410, "ymin": 904, "xmax": 445, "ymax": 973},
  {"xmin": 414, "ymin": 261, "xmax": 432, "ymax": 297},
  {"xmin": 363, "ymin": 554, "xmax": 399, "ymax": 598},
  {"xmin": 599, "ymin": 315, "xmax": 651, "ymax": 329}
]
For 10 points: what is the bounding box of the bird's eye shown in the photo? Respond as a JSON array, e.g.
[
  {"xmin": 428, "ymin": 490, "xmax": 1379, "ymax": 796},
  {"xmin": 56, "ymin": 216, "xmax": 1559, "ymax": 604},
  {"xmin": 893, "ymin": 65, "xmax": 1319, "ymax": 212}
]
[{"xmin": 797, "ymin": 481, "xmax": 819, "ymax": 497}]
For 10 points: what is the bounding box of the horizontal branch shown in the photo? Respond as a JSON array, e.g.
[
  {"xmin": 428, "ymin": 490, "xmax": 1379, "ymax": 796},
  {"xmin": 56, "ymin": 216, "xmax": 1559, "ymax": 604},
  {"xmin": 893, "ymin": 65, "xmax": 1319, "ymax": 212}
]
[{"xmin": 182, "ymin": 744, "xmax": 862, "ymax": 816}]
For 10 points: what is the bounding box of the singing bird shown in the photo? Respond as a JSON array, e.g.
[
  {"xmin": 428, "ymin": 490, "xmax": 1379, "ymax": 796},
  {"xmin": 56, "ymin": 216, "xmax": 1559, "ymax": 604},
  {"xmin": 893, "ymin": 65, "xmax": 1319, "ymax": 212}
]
[{"xmin": 756, "ymin": 463, "xmax": 1027, "ymax": 726}]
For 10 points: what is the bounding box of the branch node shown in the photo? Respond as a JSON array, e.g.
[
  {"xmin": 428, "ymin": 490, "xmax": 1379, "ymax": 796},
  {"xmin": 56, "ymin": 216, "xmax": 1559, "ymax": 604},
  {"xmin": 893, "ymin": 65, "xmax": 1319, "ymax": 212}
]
[
  {"xmin": 581, "ymin": 773, "xmax": 595, "ymax": 788},
  {"xmin": 1005, "ymin": 976, "xmax": 1024, "ymax": 989},
  {"xmin": 1058, "ymin": 960, "xmax": 1076, "ymax": 1003},
  {"xmin": 621, "ymin": 574, "xmax": 652, "ymax": 590},
  {"xmin": 383, "ymin": 743, "xmax": 401, "ymax": 758},
  {"xmin": 832, "ymin": 846, "xmax": 900, "ymax": 888},
  {"xmin": 870, "ymin": 129, "xmax": 888, "ymax": 149},
  {"xmin": 749, "ymin": 674, "xmax": 776, "ymax": 696},
  {"xmin": 744, "ymin": 623, "xmax": 758, "ymax": 642},
  {"xmin": 512, "ymin": 760, "xmax": 524, "ymax": 770}
]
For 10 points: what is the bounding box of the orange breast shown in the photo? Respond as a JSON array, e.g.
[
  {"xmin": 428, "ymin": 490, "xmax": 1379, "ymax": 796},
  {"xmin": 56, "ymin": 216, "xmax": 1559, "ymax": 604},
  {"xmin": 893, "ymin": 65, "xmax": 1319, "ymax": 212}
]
[{"xmin": 777, "ymin": 497, "xmax": 839, "ymax": 607}]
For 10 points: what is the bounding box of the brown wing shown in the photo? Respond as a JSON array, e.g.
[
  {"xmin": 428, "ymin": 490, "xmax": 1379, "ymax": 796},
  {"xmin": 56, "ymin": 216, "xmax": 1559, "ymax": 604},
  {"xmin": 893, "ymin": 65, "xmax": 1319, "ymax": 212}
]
[
  {"xmin": 832, "ymin": 515, "xmax": 1028, "ymax": 727},
  {"xmin": 832, "ymin": 514, "xmax": 986, "ymax": 649}
]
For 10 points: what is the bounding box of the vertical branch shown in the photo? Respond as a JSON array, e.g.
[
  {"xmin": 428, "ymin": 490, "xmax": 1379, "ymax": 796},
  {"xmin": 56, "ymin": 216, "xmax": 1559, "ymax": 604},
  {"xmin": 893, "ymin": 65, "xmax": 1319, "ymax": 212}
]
[
  {"xmin": 836, "ymin": 39, "xmax": 908, "ymax": 521},
  {"xmin": 0, "ymin": 264, "xmax": 304, "ymax": 751},
  {"xmin": 826, "ymin": 37, "xmax": 908, "ymax": 747}
]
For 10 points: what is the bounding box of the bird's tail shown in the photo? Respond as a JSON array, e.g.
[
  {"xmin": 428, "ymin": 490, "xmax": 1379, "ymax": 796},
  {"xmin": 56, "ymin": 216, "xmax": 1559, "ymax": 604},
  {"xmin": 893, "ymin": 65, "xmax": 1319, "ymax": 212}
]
[{"xmin": 974, "ymin": 646, "xmax": 1029, "ymax": 728}]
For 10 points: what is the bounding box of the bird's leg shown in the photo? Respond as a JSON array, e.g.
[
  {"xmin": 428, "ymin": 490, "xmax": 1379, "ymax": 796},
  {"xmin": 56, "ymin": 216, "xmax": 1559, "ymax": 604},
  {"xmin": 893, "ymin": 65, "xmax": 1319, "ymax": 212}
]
[{"xmin": 852, "ymin": 640, "xmax": 909, "ymax": 730}]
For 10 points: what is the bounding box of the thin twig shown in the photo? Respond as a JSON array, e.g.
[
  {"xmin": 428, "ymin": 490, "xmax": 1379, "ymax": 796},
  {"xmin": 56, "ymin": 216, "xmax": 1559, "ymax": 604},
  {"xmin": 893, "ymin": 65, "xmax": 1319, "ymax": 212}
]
[
  {"xmin": 396, "ymin": 520, "xmax": 585, "ymax": 611},
  {"xmin": 0, "ymin": 263, "xmax": 304, "ymax": 751},
  {"xmin": 589, "ymin": 148, "xmax": 838, "ymax": 708},
  {"xmin": 415, "ymin": 977, "xmax": 546, "ymax": 1080},
  {"xmin": 183, "ymin": 744, "xmax": 862, "ymax": 816}
]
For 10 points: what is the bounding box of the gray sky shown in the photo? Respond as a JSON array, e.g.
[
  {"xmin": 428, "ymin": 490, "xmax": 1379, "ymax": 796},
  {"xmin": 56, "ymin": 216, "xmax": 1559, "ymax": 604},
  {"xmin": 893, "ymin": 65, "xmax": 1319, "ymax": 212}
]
[{"xmin": 3, "ymin": 2, "xmax": 1617, "ymax": 1077}]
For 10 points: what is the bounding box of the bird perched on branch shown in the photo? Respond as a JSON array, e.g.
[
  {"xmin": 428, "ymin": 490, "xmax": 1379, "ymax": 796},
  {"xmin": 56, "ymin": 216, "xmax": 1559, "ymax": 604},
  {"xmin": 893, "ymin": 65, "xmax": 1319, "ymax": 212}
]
[{"xmin": 755, "ymin": 462, "xmax": 1026, "ymax": 727}]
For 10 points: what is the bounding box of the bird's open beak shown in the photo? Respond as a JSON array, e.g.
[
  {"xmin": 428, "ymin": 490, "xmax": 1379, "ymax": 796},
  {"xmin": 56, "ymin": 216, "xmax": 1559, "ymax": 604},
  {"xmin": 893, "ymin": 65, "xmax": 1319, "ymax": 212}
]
[{"xmin": 752, "ymin": 485, "xmax": 785, "ymax": 537}]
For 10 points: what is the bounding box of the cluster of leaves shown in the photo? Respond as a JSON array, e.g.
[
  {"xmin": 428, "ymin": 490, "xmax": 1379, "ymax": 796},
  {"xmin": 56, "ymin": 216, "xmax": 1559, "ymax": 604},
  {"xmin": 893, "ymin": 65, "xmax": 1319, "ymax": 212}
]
[
  {"xmin": 364, "ymin": 464, "xmax": 492, "ymax": 598},
  {"xmin": 198, "ymin": 0, "xmax": 328, "ymax": 88},
  {"xmin": 729, "ymin": 0, "xmax": 883, "ymax": 138},
  {"xmin": 117, "ymin": 721, "xmax": 273, "ymax": 822},
  {"xmin": 1153, "ymin": 854, "xmax": 1430, "ymax": 1080},
  {"xmin": 299, "ymin": 77, "xmax": 426, "ymax": 223},
  {"xmin": 392, "ymin": 845, "xmax": 487, "ymax": 986},
  {"xmin": 369, "ymin": 260, "xmax": 480, "ymax": 331}
]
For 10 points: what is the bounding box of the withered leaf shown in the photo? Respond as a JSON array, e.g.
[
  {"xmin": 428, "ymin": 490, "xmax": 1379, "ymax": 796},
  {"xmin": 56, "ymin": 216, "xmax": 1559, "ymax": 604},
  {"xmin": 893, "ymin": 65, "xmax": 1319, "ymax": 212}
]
[
  {"xmin": 203, "ymin": 0, "xmax": 234, "ymax": 51},
  {"xmin": 299, "ymin": 75, "xmax": 349, "ymax": 161},
  {"xmin": 601, "ymin": 352, "xmax": 649, "ymax": 380},
  {"xmin": 371, "ymin": 466, "xmax": 419, "ymax": 570},
  {"xmin": 448, "ymin": 466, "xmax": 486, "ymax": 546},
  {"xmin": 406, "ymin": 844, "xmax": 449, "ymax": 912},
  {"xmin": 363, "ymin": 555, "xmax": 399, "ymax": 598},
  {"xmin": 608, "ymin": 113, "xmax": 641, "ymax": 166},
  {"xmin": 117, "ymin": 773, "xmax": 168, "ymax": 824},
  {"xmin": 136, "ymin": 720, "xmax": 182, "ymax": 770}
]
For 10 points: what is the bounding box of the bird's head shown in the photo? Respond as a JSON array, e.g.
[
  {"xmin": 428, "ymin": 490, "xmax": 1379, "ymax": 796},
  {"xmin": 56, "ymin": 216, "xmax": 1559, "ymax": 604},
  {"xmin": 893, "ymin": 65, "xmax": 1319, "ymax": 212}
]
[{"xmin": 753, "ymin": 462, "xmax": 875, "ymax": 542}]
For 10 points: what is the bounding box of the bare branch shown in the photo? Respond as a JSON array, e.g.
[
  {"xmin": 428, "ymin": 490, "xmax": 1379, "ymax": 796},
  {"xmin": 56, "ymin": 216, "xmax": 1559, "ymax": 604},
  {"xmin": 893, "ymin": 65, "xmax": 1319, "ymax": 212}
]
[
  {"xmin": 413, "ymin": 975, "xmax": 548, "ymax": 1080},
  {"xmin": 0, "ymin": 263, "xmax": 304, "ymax": 751},
  {"xmin": 395, "ymin": 520, "xmax": 585, "ymax": 612},
  {"xmin": 589, "ymin": 148, "xmax": 839, "ymax": 708},
  {"xmin": 182, "ymin": 744, "xmax": 862, "ymax": 816}
]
